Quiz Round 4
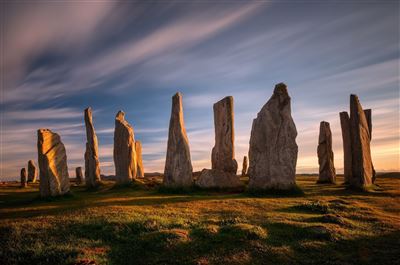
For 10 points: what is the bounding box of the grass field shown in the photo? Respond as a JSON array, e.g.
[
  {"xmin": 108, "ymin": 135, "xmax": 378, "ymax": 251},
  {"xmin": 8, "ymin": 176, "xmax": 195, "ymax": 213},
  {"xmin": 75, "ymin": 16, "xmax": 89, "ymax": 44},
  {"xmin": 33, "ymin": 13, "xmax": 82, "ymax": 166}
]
[{"xmin": 0, "ymin": 174, "xmax": 399, "ymax": 265}]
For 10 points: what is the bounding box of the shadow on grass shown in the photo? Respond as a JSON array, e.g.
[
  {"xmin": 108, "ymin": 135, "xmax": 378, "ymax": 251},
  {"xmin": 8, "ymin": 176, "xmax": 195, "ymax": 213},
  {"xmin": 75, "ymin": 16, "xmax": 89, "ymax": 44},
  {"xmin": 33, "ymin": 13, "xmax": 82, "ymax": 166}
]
[{"xmin": 2, "ymin": 216, "xmax": 399, "ymax": 265}]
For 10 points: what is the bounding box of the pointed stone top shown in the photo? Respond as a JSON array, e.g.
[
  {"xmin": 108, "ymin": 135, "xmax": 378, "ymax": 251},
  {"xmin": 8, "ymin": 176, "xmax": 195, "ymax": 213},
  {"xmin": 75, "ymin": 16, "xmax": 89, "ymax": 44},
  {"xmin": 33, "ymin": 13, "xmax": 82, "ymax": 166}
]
[
  {"xmin": 215, "ymin": 96, "xmax": 233, "ymax": 105},
  {"xmin": 38, "ymin": 128, "xmax": 52, "ymax": 133},
  {"xmin": 116, "ymin": 110, "xmax": 125, "ymax": 121},
  {"xmin": 274, "ymin": 82, "xmax": 288, "ymax": 95},
  {"xmin": 85, "ymin": 107, "xmax": 92, "ymax": 112},
  {"xmin": 173, "ymin": 92, "xmax": 183, "ymax": 98}
]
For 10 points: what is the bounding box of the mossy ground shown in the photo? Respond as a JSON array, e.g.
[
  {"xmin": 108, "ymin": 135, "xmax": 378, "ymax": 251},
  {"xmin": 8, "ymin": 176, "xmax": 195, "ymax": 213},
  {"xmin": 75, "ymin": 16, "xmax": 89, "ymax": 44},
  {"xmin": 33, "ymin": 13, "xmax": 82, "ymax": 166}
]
[{"xmin": 0, "ymin": 174, "xmax": 399, "ymax": 265}]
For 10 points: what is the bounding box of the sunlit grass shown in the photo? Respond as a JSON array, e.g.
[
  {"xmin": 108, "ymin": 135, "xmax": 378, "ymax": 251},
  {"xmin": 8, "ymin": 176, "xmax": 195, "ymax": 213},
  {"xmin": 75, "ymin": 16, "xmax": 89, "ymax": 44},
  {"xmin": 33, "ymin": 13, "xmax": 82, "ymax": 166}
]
[{"xmin": 0, "ymin": 174, "xmax": 399, "ymax": 265}]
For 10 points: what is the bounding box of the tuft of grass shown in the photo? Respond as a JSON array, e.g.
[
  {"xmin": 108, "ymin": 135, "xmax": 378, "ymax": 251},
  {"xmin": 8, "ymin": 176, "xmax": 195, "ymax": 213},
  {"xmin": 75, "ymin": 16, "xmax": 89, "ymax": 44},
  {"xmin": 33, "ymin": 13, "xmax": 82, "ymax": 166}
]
[
  {"xmin": 219, "ymin": 223, "xmax": 268, "ymax": 240},
  {"xmin": 294, "ymin": 200, "xmax": 330, "ymax": 214}
]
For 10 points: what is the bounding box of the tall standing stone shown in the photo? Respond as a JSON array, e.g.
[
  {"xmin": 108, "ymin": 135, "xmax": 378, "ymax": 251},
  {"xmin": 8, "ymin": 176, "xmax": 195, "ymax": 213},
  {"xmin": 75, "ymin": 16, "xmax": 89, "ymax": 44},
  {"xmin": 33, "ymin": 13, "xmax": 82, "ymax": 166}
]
[
  {"xmin": 364, "ymin": 109, "xmax": 376, "ymax": 183},
  {"xmin": 340, "ymin": 112, "xmax": 352, "ymax": 184},
  {"xmin": 27, "ymin": 160, "xmax": 37, "ymax": 183},
  {"xmin": 211, "ymin": 96, "xmax": 238, "ymax": 173},
  {"xmin": 37, "ymin": 129, "xmax": 70, "ymax": 197},
  {"xmin": 317, "ymin": 121, "xmax": 336, "ymax": 183},
  {"xmin": 164, "ymin": 92, "xmax": 193, "ymax": 187},
  {"xmin": 196, "ymin": 96, "xmax": 241, "ymax": 188},
  {"xmin": 349, "ymin": 94, "xmax": 373, "ymax": 188},
  {"xmin": 84, "ymin": 107, "xmax": 101, "ymax": 188},
  {"xmin": 242, "ymin": 156, "xmax": 248, "ymax": 177},
  {"xmin": 75, "ymin": 167, "xmax": 84, "ymax": 185},
  {"xmin": 135, "ymin": 141, "xmax": 144, "ymax": 178},
  {"xmin": 248, "ymin": 83, "xmax": 298, "ymax": 190},
  {"xmin": 20, "ymin": 168, "xmax": 27, "ymax": 188},
  {"xmin": 114, "ymin": 111, "xmax": 137, "ymax": 184}
]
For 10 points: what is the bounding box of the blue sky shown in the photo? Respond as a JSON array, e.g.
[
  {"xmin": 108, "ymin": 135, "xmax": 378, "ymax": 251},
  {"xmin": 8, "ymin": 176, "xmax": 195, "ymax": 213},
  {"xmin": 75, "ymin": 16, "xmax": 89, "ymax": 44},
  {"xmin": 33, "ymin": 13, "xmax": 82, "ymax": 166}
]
[{"xmin": 1, "ymin": 1, "xmax": 399, "ymax": 179}]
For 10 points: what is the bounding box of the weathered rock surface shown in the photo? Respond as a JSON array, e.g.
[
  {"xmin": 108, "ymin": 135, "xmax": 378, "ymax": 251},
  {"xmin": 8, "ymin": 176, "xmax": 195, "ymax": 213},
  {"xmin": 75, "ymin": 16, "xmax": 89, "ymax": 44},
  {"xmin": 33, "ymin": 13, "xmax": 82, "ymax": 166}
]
[
  {"xmin": 197, "ymin": 96, "xmax": 240, "ymax": 188},
  {"xmin": 20, "ymin": 168, "xmax": 27, "ymax": 188},
  {"xmin": 114, "ymin": 111, "xmax": 137, "ymax": 184},
  {"xmin": 135, "ymin": 140, "xmax": 144, "ymax": 178},
  {"xmin": 248, "ymin": 83, "xmax": 298, "ymax": 190},
  {"xmin": 211, "ymin": 96, "xmax": 238, "ymax": 173},
  {"xmin": 349, "ymin": 95, "xmax": 373, "ymax": 188},
  {"xmin": 196, "ymin": 169, "xmax": 242, "ymax": 189},
  {"xmin": 27, "ymin": 160, "xmax": 37, "ymax": 183},
  {"xmin": 339, "ymin": 112, "xmax": 352, "ymax": 184},
  {"xmin": 242, "ymin": 156, "xmax": 248, "ymax": 177},
  {"xmin": 84, "ymin": 107, "xmax": 101, "ymax": 188},
  {"xmin": 317, "ymin": 121, "xmax": 336, "ymax": 183},
  {"xmin": 75, "ymin": 167, "xmax": 83, "ymax": 185},
  {"xmin": 164, "ymin": 93, "xmax": 193, "ymax": 187},
  {"xmin": 37, "ymin": 129, "xmax": 70, "ymax": 197},
  {"xmin": 364, "ymin": 109, "xmax": 376, "ymax": 183}
]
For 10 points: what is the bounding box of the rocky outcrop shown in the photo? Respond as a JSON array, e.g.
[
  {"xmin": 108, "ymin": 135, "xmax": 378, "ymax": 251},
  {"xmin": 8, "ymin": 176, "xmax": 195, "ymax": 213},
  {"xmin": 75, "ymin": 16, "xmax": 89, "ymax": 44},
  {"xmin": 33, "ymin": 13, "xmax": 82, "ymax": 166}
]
[
  {"xmin": 37, "ymin": 129, "xmax": 70, "ymax": 197},
  {"xmin": 75, "ymin": 167, "xmax": 83, "ymax": 185},
  {"xmin": 135, "ymin": 140, "xmax": 144, "ymax": 178},
  {"xmin": 349, "ymin": 95, "xmax": 373, "ymax": 188},
  {"xmin": 248, "ymin": 83, "xmax": 298, "ymax": 190},
  {"xmin": 84, "ymin": 107, "xmax": 101, "ymax": 188},
  {"xmin": 20, "ymin": 168, "xmax": 27, "ymax": 188},
  {"xmin": 114, "ymin": 111, "xmax": 137, "ymax": 184},
  {"xmin": 196, "ymin": 96, "xmax": 241, "ymax": 188},
  {"xmin": 164, "ymin": 93, "xmax": 193, "ymax": 187},
  {"xmin": 242, "ymin": 156, "xmax": 248, "ymax": 177},
  {"xmin": 317, "ymin": 121, "xmax": 336, "ymax": 183},
  {"xmin": 27, "ymin": 160, "xmax": 37, "ymax": 183},
  {"xmin": 339, "ymin": 112, "xmax": 352, "ymax": 184}
]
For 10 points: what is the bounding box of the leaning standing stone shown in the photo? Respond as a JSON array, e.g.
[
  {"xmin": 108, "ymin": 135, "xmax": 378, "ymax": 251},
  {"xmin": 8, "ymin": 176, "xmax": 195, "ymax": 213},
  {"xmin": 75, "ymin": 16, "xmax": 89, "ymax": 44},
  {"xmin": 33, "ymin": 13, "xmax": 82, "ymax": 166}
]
[
  {"xmin": 84, "ymin": 107, "xmax": 101, "ymax": 188},
  {"xmin": 317, "ymin": 121, "xmax": 336, "ymax": 184},
  {"xmin": 349, "ymin": 95, "xmax": 373, "ymax": 189},
  {"xmin": 248, "ymin": 83, "xmax": 298, "ymax": 190},
  {"xmin": 114, "ymin": 111, "xmax": 137, "ymax": 184},
  {"xmin": 135, "ymin": 141, "xmax": 144, "ymax": 178},
  {"xmin": 20, "ymin": 168, "xmax": 27, "ymax": 188},
  {"xmin": 27, "ymin": 160, "xmax": 37, "ymax": 183},
  {"xmin": 37, "ymin": 129, "xmax": 70, "ymax": 197},
  {"xmin": 75, "ymin": 167, "xmax": 84, "ymax": 185},
  {"xmin": 164, "ymin": 92, "xmax": 193, "ymax": 187},
  {"xmin": 242, "ymin": 156, "xmax": 248, "ymax": 177}
]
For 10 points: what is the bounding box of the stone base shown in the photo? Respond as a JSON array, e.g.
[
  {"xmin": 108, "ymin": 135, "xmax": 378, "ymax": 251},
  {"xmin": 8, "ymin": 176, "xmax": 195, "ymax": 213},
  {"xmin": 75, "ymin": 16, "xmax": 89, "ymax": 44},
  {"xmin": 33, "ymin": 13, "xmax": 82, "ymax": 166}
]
[{"xmin": 196, "ymin": 169, "xmax": 242, "ymax": 189}]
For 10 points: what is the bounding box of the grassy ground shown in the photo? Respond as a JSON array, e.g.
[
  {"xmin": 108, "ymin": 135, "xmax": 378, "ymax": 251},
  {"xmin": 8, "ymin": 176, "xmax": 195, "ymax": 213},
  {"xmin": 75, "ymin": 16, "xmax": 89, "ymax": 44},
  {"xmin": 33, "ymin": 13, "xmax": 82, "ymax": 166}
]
[{"xmin": 0, "ymin": 174, "xmax": 399, "ymax": 265}]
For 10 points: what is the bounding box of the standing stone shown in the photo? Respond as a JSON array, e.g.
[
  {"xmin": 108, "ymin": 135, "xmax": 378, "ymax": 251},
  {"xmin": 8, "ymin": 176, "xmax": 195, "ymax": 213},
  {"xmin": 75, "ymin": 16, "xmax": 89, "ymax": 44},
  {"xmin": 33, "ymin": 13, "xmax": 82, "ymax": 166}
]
[
  {"xmin": 20, "ymin": 168, "xmax": 27, "ymax": 188},
  {"xmin": 114, "ymin": 111, "xmax": 137, "ymax": 184},
  {"xmin": 242, "ymin": 156, "xmax": 248, "ymax": 177},
  {"xmin": 349, "ymin": 94, "xmax": 373, "ymax": 188},
  {"xmin": 340, "ymin": 112, "xmax": 352, "ymax": 184},
  {"xmin": 164, "ymin": 92, "xmax": 193, "ymax": 187},
  {"xmin": 248, "ymin": 83, "xmax": 298, "ymax": 190},
  {"xmin": 84, "ymin": 107, "xmax": 101, "ymax": 188},
  {"xmin": 135, "ymin": 141, "xmax": 144, "ymax": 178},
  {"xmin": 196, "ymin": 96, "xmax": 241, "ymax": 188},
  {"xmin": 317, "ymin": 121, "xmax": 336, "ymax": 184},
  {"xmin": 211, "ymin": 96, "xmax": 238, "ymax": 173},
  {"xmin": 75, "ymin": 167, "xmax": 84, "ymax": 185},
  {"xmin": 37, "ymin": 129, "xmax": 70, "ymax": 197},
  {"xmin": 364, "ymin": 109, "xmax": 376, "ymax": 183},
  {"xmin": 27, "ymin": 160, "xmax": 37, "ymax": 183}
]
